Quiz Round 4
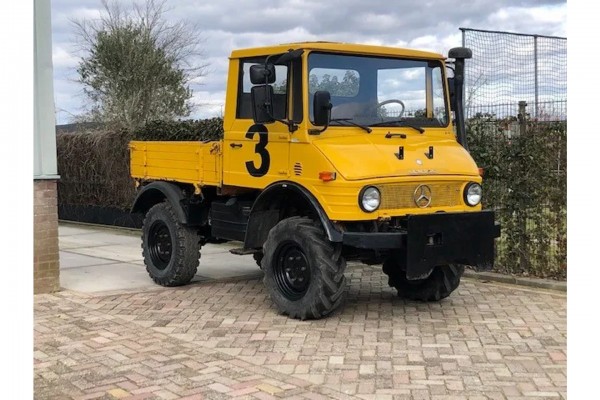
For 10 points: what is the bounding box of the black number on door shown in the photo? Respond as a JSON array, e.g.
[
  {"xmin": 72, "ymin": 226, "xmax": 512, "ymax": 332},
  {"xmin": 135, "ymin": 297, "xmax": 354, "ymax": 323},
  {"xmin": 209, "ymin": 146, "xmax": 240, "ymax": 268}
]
[{"xmin": 245, "ymin": 124, "xmax": 270, "ymax": 177}]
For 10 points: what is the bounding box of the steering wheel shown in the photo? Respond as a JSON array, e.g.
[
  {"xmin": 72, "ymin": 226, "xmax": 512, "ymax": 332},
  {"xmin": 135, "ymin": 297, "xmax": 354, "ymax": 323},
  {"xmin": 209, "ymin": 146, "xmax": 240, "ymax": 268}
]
[{"xmin": 375, "ymin": 99, "xmax": 405, "ymax": 118}]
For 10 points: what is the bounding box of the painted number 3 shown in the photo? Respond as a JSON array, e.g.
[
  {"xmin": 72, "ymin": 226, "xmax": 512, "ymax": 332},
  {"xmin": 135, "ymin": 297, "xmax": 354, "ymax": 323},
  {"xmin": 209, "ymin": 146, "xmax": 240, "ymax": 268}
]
[{"xmin": 245, "ymin": 124, "xmax": 270, "ymax": 177}]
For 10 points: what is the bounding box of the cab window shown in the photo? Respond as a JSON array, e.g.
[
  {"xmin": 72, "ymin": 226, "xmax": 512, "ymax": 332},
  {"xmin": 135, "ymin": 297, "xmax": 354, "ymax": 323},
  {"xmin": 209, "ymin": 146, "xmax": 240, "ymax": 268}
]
[{"xmin": 237, "ymin": 57, "xmax": 288, "ymax": 120}]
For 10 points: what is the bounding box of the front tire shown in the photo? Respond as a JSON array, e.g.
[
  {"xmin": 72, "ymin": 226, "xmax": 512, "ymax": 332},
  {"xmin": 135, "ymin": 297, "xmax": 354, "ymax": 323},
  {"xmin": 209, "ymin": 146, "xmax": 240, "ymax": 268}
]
[
  {"xmin": 382, "ymin": 252, "xmax": 464, "ymax": 301},
  {"xmin": 262, "ymin": 217, "xmax": 347, "ymax": 320},
  {"xmin": 142, "ymin": 202, "xmax": 200, "ymax": 286}
]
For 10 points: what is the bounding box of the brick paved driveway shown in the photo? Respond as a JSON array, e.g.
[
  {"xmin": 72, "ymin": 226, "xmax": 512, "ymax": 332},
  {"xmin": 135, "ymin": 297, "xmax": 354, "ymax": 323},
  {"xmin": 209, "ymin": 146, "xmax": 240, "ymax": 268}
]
[{"xmin": 34, "ymin": 265, "xmax": 566, "ymax": 400}]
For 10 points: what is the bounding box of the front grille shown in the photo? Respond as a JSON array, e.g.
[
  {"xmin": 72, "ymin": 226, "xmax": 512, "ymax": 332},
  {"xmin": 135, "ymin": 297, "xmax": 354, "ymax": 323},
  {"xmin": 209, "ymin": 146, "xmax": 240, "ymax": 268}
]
[{"xmin": 379, "ymin": 182, "xmax": 462, "ymax": 210}]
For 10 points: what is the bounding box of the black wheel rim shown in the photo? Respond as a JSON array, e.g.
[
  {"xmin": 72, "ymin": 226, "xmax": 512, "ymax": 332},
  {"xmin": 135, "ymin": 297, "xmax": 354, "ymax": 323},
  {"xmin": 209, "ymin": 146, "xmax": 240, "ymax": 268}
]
[
  {"xmin": 148, "ymin": 221, "xmax": 172, "ymax": 270},
  {"xmin": 273, "ymin": 241, "xmax": 311, "ymax": 300}
]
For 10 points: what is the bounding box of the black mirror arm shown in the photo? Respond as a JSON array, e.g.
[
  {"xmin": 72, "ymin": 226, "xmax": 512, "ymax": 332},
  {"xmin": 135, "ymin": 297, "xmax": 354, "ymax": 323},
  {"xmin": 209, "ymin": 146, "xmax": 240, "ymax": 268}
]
[
  {"xmin": 263, "ymin": 54, "xmax": 277, "ymax": 83},
  {"xmin": 260, "ymin": 100, "xmax": 298, "ymax": 133},
  {"xmin": 261, "ymin": 53, "xmax": 298, "ymax": 133},
  {"xmin": 262, "ymin": 54, "xmax": 276, "ymax": 114}
]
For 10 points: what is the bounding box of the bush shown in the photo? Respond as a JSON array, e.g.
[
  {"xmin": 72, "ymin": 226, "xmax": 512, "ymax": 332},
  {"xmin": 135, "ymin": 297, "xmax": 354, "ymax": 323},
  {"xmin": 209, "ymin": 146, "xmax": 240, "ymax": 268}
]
[
  {"xmin": 467, "ymin": 114, "xmax": 566, "ymax": 279},
  {"xmin": 132, "ymin": 118, "xmax": 224, "ymax": 141},
  {"xmin": 57, "ymin": 128, "xmax": 136, "ymax": 210},
  {"xmin": 57, "ymin": 118, "xmax": 225, "ymax": 213},
  {"xmin": 57, "ymin": 115, "xmax": 566, "ymax": 280}
]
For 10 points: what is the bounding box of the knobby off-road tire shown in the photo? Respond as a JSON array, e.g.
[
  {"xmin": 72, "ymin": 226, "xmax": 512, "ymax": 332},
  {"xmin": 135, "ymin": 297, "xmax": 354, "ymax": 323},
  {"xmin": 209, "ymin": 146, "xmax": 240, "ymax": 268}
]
[
  {"xmin": 142, "ymin": 202, "xmax": 200, "ymax": 287},
  {"xmin": 262, "ymin": 217, "xmax": 347, "ymax": 320},
  {"xmin": 382, "ymin": 252, "xmax": 464, "ymax": 301}
]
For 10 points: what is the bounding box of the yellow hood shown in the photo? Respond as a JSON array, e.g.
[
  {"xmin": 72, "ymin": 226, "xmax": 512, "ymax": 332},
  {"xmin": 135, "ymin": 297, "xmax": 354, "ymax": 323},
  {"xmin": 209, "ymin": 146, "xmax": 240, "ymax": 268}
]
[{"xmin": 312, "ymin": 134, "xmax": 479, "ymax": 180}]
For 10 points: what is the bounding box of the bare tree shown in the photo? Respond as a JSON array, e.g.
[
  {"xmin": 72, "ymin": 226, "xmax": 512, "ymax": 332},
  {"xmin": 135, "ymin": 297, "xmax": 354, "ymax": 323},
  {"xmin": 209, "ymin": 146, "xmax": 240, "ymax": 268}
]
[{"xmin": 72, "ymin": 0, "xmax": 208, "ymax": 129}]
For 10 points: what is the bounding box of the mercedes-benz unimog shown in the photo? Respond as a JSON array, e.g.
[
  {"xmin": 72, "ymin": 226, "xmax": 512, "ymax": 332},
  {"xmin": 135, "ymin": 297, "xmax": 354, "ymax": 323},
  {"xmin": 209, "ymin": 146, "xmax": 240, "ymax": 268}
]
[{"xmin": 129, "ymin": 42, "xmax": 501, "ymax": 320}]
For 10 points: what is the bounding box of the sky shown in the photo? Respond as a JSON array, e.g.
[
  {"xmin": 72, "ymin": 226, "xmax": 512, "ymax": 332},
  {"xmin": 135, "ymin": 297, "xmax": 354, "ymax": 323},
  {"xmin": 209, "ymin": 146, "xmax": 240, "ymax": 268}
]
[{"xmin": 50, "ymin": 0, "xmax": 567, "ymax": 124}]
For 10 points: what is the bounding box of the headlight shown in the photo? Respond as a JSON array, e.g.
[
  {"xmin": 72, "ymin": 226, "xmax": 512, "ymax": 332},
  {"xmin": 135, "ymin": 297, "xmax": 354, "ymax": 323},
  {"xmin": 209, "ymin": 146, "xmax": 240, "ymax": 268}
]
[
  {"xmin": 359, "ymin": 186, "xmax": 381, "ymax": 212},
  {"xmin": 464, "ymin": 182, "xmax": 482, "ymax": 206}
]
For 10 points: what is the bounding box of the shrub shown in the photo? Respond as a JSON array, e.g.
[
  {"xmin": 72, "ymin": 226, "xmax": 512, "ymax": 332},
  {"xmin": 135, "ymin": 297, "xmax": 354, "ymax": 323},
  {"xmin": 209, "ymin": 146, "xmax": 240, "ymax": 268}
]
[
  {"xmin": 57, "ymin": 116, "xmax": 566, "ymax": 279},
  {"xmin": 132, "ymin": 118, "xmax": 224, "ymax": 141},
  {"xmin": 57, "ymin": 128, "xmax": 136, "ymax": 210},
  {"xmin": 57, "ymin": 118, "xmax": 225, "ymax": 213},
  {"xmin": 467, "ymin": 114, "xmax": 566, "ymax": 279}
]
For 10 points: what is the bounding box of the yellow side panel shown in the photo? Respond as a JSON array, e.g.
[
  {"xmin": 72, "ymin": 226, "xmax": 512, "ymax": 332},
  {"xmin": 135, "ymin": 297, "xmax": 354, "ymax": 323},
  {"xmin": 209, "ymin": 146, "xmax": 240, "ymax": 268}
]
[{"xmin": 129, "ymin": 141, "xmax": 222, "ymax": 187}]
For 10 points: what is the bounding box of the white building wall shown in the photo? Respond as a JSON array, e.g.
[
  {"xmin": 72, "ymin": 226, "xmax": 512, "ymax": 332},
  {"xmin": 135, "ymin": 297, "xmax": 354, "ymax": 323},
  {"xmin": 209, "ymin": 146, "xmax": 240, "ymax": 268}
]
[{"xmin": 34, "ymin": 0, "xmax": 58, "ymax": 179}]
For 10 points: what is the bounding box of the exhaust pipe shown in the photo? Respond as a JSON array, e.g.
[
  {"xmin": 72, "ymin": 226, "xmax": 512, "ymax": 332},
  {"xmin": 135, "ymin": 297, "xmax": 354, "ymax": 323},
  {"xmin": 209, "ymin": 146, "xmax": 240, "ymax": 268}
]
[{"xmin": 448, "ymin": 47, "xmax": 472, "ymax": 149}]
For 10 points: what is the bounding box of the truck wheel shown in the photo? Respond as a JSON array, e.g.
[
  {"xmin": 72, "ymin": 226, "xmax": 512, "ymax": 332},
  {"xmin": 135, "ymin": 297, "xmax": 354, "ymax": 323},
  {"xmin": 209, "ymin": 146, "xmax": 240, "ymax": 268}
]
[
  {"xmin": 142, "ymin": 202, "xmax": 200, "ymax": 286},
  {"xmin": 382, "ymin": 254, "xmax": 464, "ymax": 301},
  {"xmin": 262, "ymin": 217, "xmax": 347, "ymax": 320}
]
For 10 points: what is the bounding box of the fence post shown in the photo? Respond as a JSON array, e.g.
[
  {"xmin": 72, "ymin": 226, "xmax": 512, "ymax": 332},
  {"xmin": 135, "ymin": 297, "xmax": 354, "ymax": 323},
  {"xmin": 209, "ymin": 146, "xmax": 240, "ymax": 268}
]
[
  {"xmin": 534, "ymin": 36, "xmax": 539, "ymax": 118},
  {"xmin": 517, "ymin": 101, "xmax": 528, "ymax": 272},
  {"xmin": 518, "ymin": 101, "xmax": 527, "ymax": 134}
]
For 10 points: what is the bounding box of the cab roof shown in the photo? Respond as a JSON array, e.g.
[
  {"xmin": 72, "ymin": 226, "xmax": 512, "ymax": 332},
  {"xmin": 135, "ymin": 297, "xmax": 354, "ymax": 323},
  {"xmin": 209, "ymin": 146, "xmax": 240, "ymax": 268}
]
[{"xmin": 229, "ymin": 41, "xmax": 445, "ymax": 60}]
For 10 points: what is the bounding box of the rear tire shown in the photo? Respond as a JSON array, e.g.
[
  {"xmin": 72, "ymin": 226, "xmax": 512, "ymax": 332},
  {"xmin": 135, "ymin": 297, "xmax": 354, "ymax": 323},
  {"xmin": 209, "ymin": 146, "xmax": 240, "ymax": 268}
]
[
  {"xmin": 142, "ymin": 202, "xmax": 200, "ymax": 286},
  {"xmin": 262, "ymin": 217, "xmax": 347, "ymax": 320},
  {"xmin": 382, "ymin": 252, "xmax": 463, "ymax": 301}
]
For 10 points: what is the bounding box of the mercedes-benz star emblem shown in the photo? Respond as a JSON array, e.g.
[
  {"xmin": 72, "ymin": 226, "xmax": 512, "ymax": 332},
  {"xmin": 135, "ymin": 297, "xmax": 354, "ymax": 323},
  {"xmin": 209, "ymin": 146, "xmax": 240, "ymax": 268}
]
[{"xmin": 413, "ymin": 184, "xmax": 432, "ymax": 208}]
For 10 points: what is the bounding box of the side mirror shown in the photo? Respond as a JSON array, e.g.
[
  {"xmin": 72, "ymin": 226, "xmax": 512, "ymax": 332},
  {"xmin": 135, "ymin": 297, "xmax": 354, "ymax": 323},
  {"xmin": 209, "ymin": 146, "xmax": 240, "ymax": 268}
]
[
  {"xmin": 250, "ymin": 64, "xmax": 275, "ymax": 84},
  {"xmin": 313, "ymin": 91, "xmax": 332, "ymax": 126},
  {"xmin": 251, "ymin": 85, "xmax": 275, "ymax": 124}
]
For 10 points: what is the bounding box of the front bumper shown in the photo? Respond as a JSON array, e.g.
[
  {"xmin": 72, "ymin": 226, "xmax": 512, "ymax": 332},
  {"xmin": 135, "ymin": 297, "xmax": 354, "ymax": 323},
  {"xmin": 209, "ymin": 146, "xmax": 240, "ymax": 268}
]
[{"xmin": 342, "ymin": 210, "xmax": 501, "ymax": 279}]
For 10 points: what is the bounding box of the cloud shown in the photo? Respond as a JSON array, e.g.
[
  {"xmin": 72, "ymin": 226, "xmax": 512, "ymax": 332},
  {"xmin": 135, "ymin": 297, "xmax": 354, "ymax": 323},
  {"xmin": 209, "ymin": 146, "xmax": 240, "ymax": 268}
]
[
  {"xmin": 50, "ymin": 0, "xmax": 567, "ymax": 123},
  {"xmin": 52, "ymin": 46, "xmax": 78, "ymax": 69},
  {"xmin": 487, "ymin": 4, "xmax": 567, "ymax": 36},
  {"xmin": 190, "ymin": 90, "xmax": 226, "ymax": 119}
]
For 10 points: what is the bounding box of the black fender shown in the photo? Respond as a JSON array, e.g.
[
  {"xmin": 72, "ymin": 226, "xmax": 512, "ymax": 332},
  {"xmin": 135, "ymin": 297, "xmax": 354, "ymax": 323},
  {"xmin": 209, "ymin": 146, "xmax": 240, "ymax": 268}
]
[
  {"xmin": 131, "ymin": 181, "xmax": 188, "ymax": 224},
  {"xmin": 244, "ymin": 181, "xmax": 343, "ymax": 249}
]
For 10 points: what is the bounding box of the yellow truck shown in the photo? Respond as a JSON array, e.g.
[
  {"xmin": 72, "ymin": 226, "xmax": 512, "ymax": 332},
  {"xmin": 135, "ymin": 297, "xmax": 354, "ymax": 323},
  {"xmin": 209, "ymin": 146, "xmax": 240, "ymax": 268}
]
[{"xmin": 130, "ymin": 42, "xmax": 500, "ymax": 320}]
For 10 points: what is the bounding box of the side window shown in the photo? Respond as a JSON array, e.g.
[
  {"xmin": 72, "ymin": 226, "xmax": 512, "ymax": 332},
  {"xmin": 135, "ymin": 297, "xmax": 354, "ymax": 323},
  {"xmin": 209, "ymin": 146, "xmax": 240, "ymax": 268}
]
[
  {"xmin": 237, "ymin": 58, "xmax": 288, "ymax": 120},
  {"xmin": 432, "ymin": 67, "xmax": 447, "ymax": 124}
]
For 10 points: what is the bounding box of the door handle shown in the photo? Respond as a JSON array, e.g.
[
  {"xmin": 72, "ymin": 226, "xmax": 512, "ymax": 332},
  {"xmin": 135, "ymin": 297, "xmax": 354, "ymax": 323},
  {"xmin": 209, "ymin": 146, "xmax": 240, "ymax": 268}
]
[{"xmin": 230, "ymin": 143, "xmax": 243, "ymax": 148}]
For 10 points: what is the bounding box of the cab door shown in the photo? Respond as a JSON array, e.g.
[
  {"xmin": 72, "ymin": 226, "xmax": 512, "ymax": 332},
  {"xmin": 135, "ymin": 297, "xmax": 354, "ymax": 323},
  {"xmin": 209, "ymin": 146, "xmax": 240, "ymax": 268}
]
[{"xmin": 223, "ymin": 57, "xmax": 290, "ymax": 189}]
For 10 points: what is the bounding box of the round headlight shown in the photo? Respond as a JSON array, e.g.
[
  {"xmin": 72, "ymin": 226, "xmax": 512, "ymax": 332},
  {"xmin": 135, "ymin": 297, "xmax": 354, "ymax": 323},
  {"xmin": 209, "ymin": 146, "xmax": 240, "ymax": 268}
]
[
  {"xmin": 359, "ymin": 186, "xmax": 381, "ymax": 212},
  {"xmin": 464, "ymin": 182, "xmax": 482, "ymax": 206}
]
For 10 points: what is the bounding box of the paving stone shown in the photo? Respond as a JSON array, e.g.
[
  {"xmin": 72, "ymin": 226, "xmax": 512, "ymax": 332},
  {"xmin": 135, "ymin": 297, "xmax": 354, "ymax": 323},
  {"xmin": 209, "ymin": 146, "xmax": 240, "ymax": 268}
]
[{"xmin": 35, "ymin": 264, "xmax": 566, "ymax": 399}]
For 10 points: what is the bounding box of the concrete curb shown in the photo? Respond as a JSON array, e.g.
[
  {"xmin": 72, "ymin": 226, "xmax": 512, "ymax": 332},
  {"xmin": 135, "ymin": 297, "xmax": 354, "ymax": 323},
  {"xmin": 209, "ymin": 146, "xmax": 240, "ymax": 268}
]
[
  {"xmin": 59, "ymin": 220, "xmax": 141, "ymax": 235},
  {"xmin": 464, "ymin": 269, "xmax": 566, "ymax": 292}
]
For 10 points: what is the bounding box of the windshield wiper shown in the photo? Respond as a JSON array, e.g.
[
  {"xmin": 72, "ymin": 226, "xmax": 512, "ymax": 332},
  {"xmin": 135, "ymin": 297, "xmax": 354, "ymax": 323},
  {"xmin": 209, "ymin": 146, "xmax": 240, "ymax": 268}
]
[
  {"xmin": 369, "ymin": 120, "xmax": 425, "ymax": 133},
  {"xmin": 330, "ymin": 118, "xmax": 372, "ymax": 133}
]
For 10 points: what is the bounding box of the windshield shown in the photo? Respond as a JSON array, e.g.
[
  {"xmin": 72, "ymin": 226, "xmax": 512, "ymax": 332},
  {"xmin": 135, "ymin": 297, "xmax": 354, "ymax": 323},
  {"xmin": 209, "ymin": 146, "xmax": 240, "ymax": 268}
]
[{"xmin": 308, "ymin": 52, "xmax": 448, "ymax": 128}]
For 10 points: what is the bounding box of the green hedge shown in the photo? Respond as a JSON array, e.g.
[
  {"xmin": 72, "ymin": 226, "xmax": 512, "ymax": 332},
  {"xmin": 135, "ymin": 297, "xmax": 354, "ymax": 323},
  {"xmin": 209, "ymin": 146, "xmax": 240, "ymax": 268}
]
[
  {"xmin": 467, "ymin": 115, "xmax": 566, "ymax": 279},
  {"xmin": 57, "ymin": 118, "xmax": 225, "ymax": 211},
  {"xmin": 57, "ymin": 116, "xmax": 566, "ymax": 279},
  {"xmin": 132, "ymin": 118, "xmax": 224, "ymax": 141},
  {"xmin": 57, "ymin": 128, "xmax": 136, "ymax": 210}
]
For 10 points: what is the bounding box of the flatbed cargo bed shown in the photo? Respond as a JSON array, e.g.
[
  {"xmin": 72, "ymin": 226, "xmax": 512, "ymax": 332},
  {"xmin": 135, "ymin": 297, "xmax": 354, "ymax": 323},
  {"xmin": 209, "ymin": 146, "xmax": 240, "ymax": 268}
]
[{"xmin": 129, "ymin": 141, "xmax": 222, "ymax": 186}]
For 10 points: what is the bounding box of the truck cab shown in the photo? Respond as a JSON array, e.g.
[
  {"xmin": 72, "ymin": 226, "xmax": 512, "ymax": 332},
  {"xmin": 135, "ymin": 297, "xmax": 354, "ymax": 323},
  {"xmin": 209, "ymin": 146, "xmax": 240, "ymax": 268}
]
[{"xmin": 130, "ymin": 42, "xmax": 500, "ymax": 320}]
